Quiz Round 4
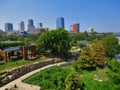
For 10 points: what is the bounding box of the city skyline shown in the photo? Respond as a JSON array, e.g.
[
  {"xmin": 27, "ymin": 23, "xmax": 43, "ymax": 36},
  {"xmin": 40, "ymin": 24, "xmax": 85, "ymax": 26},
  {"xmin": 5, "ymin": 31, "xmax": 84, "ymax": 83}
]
[{"xmin": 0, "ymin": 0, "xmax": 120, "ymax": 32}]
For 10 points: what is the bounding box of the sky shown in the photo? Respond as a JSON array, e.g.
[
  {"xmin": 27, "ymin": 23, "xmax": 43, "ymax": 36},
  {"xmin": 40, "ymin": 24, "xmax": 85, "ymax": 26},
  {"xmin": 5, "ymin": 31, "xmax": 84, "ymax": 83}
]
[{"xmin": 0, "ymin": 0, "xmax": 120, "ymax": 32}]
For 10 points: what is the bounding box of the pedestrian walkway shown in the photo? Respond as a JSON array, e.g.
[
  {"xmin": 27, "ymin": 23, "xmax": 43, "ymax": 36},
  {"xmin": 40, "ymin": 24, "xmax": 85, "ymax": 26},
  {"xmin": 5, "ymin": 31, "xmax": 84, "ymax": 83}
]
[{"xmin": 0, "ymin": 62, "xmax": 67, "ymax": 90}]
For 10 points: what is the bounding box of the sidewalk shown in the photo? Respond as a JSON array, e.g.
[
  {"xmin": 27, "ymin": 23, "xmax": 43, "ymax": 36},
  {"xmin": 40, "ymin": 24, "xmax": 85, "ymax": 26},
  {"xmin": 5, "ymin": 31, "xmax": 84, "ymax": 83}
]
[{"xmin": 0, "ymin": 62, "xmax": 67, "ymax": 90}]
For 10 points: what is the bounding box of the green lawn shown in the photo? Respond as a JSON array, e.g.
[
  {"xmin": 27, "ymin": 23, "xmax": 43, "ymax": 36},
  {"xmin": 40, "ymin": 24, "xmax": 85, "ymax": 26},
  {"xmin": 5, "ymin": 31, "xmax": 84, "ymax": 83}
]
[
  {"xmin": 80, "ymin": 69, "xmax": 115, "ymax": 90},
  {"xmin": 0, "ymin": 56, "xmax": 48, "ymax": 72},
  {"xmin": 64, "ymin": 65, "xmax": 116, "ymax": 90}
]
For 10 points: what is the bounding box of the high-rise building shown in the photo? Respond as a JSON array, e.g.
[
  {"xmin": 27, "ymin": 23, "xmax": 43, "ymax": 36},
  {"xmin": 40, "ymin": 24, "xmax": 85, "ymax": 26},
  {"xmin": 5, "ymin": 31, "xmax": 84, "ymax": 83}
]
[
  {"xmin": 37, "ymin": 23, "xmax": 43, "ymax": 28},
  {"xmin": 28, "ymin": 19, "xmax": 33, "ymax": 26},
  {"xmin": 5, "ymin": 23, "xmax": 13, "ymax": 32},
  {"xmin": 28, "ymin": 19, "xmax": 35, "ymax": 31},
  {"xmin": 87, "ymin": 27, "xmax": 94, "ymax": 33},
  {"xmin": 70, "ymin": 23, "xmax": 80, "ymax": 34},
  {"xmin": 19, "ymin": 21, "xmax": 25, "ymax": 32},
  {"xmin": 56, "ymin": 17, "xmax": 64, "ymax": 29}
]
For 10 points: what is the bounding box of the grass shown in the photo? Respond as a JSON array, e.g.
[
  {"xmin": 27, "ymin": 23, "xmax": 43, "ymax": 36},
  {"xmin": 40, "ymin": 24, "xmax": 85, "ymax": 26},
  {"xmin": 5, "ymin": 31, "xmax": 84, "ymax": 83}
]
[
  {"xmin": 0, "ymin": 56, "xmax": 48, "ymax": 72},
  {"xmin": 63, "ymin": 65, "xmax": 116, "ymax": 90},
  {"xmin": 80, "ymin": 68, "xmax": 115, "ymax": 90},
  {"xmin": 64, "ymin": 65, "xmax": 108, "ymax": 81},
  {"xmin": 82, "ymin": 69, "xmax": 108, "ymax": 84}
]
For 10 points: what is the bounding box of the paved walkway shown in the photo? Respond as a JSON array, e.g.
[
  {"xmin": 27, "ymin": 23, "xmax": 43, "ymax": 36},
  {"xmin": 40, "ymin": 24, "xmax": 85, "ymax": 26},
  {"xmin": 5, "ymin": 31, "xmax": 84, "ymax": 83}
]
[{"xmin": 0, "ymin": 62, "xmax": 67, "ymax": 90}]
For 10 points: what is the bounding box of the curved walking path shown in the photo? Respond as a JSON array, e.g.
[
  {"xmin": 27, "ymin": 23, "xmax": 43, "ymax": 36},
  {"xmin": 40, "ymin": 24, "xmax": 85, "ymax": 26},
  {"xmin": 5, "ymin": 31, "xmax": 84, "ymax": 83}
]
[{"xmin": 0, "ymin": 62, "xmax": 67, "ymax": 90}]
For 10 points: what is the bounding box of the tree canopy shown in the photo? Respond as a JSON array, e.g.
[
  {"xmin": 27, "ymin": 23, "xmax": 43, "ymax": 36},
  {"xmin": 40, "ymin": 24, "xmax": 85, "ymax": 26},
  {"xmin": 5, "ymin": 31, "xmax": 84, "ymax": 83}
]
[
  {"xmin": 102, "ymin": 34, "xmax": 119, "ymax": 58},
  {"xmin": 77, "ymin": 39, "xmax": 106, "ymax": 70},
  {"xmin": 69, "ymin": 32, "xmax": 99, "ymax": 47},
  {"xmin": 65, "ymin": 73, "xmax": 82, "ymax": 90},
  {"xmin": 36, "ymin": 28, "xmax": 71, "ymax": 58},
  {"xmin": 91, "ymin": 40, "xmax": 106, "ymax": 66},
  {"xmin": 78, "ymin": 46, "xmax": 96, "ymax": 69}
]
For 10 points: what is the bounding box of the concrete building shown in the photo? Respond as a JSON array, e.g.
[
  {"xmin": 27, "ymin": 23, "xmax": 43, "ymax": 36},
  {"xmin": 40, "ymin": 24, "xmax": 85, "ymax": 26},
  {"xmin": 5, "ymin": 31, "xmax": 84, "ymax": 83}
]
[
  {"xmin": 87, "ymin": 27, "xmax": 94, "ymax": 33},
  {"xmin": 0, "ymin": 30, "xmax": 7, "ymax": 36},
  {"xmin": 56, "ymin": 17, "xmax": 64, "ymax": 29},
  {"xmin": 28, "ymin": 19, "xmax": 35, "ymax": 31},
  {"xmin": 29, "ymin": 28, "xmax": 48, "ymax": 34},
  {"xmin": 5, "ymin": 23, "xmax": 13, "ymax": 32},
  {"xmin": 37, "ymin": 23, "xmax": 43, "ymax": 28},
  {"xmin": 70, "ymin": 23, "xmax": 80, "ymax": 34},
  {"xmin": 28, "ymin": 19, "xmax": 33, "ymax": 26},
  {"xmin": 19, "ymin": 21, "xmax": 25, "ymax": 32}
]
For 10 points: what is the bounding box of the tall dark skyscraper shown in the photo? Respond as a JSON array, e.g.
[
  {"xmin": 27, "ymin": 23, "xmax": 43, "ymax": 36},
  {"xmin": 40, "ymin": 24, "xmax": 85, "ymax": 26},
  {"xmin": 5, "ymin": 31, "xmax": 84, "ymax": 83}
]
[
  {"xmin": 28, "ymin": 19, "xmax": 33, "ymax": 26},
  {"xmin": 5, "ymin": 23, "xmax": 13, "ymax": 32},
  {"xmin": 56, "ymin": 17, "xmax": 65, "ymax": 29},
  {"xmin": 28, "ymin": 19, "xmax": 35, "ymax": 31},
  {"xmin": 19, "ymin": 21, "xmax": 25, "ymax": 32}
]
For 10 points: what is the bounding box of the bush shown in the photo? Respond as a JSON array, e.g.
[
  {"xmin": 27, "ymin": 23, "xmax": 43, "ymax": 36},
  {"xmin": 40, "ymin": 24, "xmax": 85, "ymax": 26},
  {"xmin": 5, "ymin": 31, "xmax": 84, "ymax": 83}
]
[
  {"xmin": 107, "ymin": 58, "xmax": 120, "ymax": 72},
  {"xmin": 23, "ymin": 66, "xmax": 74, "ymax": 90},
  {"xmin": 0, "ymin": 42, "xmax": 24, "ymax": 49}
]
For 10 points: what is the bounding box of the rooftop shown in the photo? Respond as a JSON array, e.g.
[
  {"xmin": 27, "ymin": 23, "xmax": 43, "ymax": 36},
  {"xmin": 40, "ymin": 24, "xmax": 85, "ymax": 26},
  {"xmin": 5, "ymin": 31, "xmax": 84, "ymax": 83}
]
[{"xmin": 3, "ymin": 46, "xmax": 21, "ymax": 52}]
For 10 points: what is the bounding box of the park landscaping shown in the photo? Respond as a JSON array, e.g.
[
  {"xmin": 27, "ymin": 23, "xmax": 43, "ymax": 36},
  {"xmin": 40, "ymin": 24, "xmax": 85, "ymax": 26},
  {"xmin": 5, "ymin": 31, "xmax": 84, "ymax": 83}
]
[
  {"xmin": 23, "ymin": 66, "xmax": 82, "ymax": 90},
  {"xmin": 0, "ymin": 29, "xmax": 120, "ymax": 90},
  {"xmin": 23, "ymin": 63, "xmax": 119, "ymax": 90},
  {"xmin": 17, "ymin": 33, "xmax": 120, "ymax": 90},
  {"xmin": 0, "ymin": 56, "xmax": 48, "ymax": 71}
]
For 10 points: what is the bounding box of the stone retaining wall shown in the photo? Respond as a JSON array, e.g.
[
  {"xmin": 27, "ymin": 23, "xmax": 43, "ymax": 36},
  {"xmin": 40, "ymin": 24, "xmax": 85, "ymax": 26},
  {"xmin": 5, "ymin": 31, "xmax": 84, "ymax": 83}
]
[{"xmin": 0, "ymin": 59, "xmax": 64, "ymax": 87}]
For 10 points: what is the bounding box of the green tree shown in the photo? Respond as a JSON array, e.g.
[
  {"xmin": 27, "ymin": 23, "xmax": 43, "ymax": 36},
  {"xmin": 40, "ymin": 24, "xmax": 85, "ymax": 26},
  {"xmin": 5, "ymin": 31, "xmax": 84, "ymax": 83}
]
[
  {"xmin": 78, "ymin": 47, "xmax": 96, "ymax": 69},
  {"xmin": 36, "ymin": 28, "xmax": 71, "ymax": 58},
  {"xmin": 65, "ymin": 73, "xmax": 83, "ymax": 90},
  {"xmin": 102, "ymin": 34, "xmax": 119, "ymax": 58},
  {"xmin": 77, "ymin": 39, "xmax": 106, "ymax": 70},
  {"xmin": 91, "ymin": 40, "xmax": 106, "ymax": 66},
  {"xmin": 0, "ymin": 35, "xmax": 8, "ymax": 41},
  {"xmin": 17, "ymin": 36, "xmax": 24, "ymax": 41},
  {"xmin": 72, "ymin": 61, "xmax": 83, "ymax": 75},
  {"xmin": 77, "ymin": 42, "xmax": 84, "ymax": 48},
  {"xmin": 24, "ymin": 38, "xmax": 31, "ymax": 45},
  {"xmin": 27, "ymin": 34, "xmax": 39, "ymax": 42},
  {"xmin": 7, "ymin": 35, "xmax": 17, "ymax": 41},
  {"xmin": 107, "ymin": 58, "xmax": 120, "ymax": 72},
  {"xmin": 112, "ymin": 73, "xmax": 120, "ymax": 85},
  {"xmin": 107, "ymin": 58, "xmax": 120, "ymax": 86}
]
